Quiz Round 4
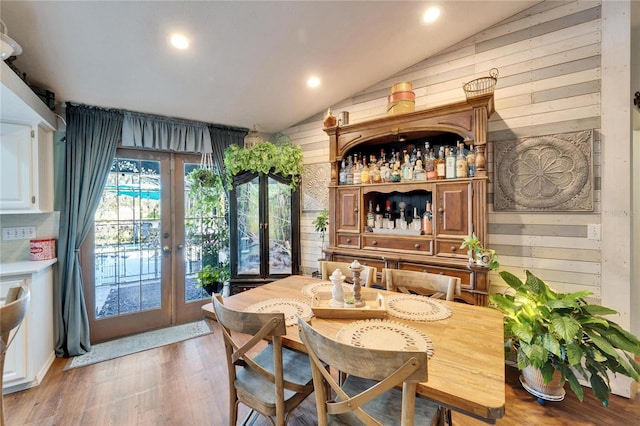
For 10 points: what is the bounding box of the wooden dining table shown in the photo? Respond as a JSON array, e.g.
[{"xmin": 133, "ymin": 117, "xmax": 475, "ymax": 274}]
[{"xmin": 202, "ymin": 275, "xmax": 505, "ymax": 423}]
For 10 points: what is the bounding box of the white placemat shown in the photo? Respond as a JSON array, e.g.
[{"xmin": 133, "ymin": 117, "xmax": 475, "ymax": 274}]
[
  {"xmin": 336, "ymin": 319, "xmax": 434, "ymax": 358},
  {"xmin": 301, "ymin": 281, "xmax": 352, "ymax": 298},
  {"xmin": 245, "ymin": 298, "xmax": 312, "ymax": 326},
  {"xmin": 385, "ymin": 294, "xmax": 452, "ymax": 321}
]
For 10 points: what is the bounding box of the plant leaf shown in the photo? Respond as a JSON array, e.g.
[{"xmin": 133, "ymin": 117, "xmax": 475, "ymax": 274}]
[
  {"xmin": 583, "ymin": 304, "xmax": 618, "ymax": 316},
  {"xmin": 550, "ymin": 314, "xmax": 581, "ymax": 342},
  {"xmin": 589, "ymin": 371, "xmax": 611, "ymax": 407},
  {"xmin": 499, "ymin": 271, "xmax": 524, "ymax": 291}
]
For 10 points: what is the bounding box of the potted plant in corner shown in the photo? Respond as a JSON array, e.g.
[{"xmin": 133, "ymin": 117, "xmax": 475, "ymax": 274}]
[
  {"xmin": 312, "ymin": 208, "xmax": 329, "ymax": 250},
  {"xmin": 490, "ymin": 270, "xmax": 640, "ymax": 406},
  {"xmin": 460, "ymin": 232, "xmax": 499, "ymax": 270},
  {"xmin": 196, "ymin": 261, "xmax": 231, "ymax": 296}
]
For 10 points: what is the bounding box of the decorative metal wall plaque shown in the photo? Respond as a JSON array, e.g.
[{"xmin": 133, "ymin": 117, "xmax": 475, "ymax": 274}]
[
  {"xmin": 302, "ymin": 163, "xmax": 330, "ymax": 211},
  {"xmin": 494, "ymin": 130, "xmax": 593, "ymax": 211}
]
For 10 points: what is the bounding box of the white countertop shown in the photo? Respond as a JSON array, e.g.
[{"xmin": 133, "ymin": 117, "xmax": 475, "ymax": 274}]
[{"xmin": 0, "ymin": 259, "xmax": 57, "ymax": 276}]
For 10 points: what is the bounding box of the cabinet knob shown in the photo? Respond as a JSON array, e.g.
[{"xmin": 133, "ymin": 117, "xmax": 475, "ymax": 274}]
[
  {"xmin": 450, "ymin": 246, "xmax": 457, "ymax": 252},
  {"xmin": 438, "ymin": 207, "xmax": 444, "ymax": 214},
  {"xmin": 346, "ymin": 238, "xmax": 351, "ymax": 244},
  {"xmin": 372, "ymin": 240, "xmax": 377, "ymax": 246},
  {"xmin": 414, "ymin": 243, "xmax": 420, "ymax": 249}
]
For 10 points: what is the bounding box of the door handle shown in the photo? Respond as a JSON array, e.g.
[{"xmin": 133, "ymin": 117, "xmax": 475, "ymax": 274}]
[
  {"xmin": 163, "ymin": 245, "xmax": 171, "ymax": 253},
  {"xmin": 177, "ymin": 244, "xmax": 184, "ymax": 249}
]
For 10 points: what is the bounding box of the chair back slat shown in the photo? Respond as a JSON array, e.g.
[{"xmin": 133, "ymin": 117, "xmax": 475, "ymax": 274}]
[
  {"xmin": 298, "ymin": 318, "xmax": 434, "ymax": 426},
  {"xmin": 212, "ymin": 295, "xmax": 314, "ymax": 426},
  {"xmin": 383, "ymin": 268, "xmax": 460, "ymax": 301}
]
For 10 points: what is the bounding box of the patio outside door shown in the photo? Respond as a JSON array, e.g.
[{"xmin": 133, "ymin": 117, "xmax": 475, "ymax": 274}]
[{"xmin": 83, "ymin": 149, "xmax": 219, "ymax": 342}]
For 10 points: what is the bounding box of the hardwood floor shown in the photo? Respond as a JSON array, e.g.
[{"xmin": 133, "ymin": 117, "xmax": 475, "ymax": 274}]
[{"xmin": 4, "ymin": 319, "xmax": 640, "ymax": 425}]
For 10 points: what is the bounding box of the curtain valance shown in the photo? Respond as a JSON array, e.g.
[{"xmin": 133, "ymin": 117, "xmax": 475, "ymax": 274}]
[{"xmin": 122, "ymin": 111, "xmax": 213, "ymax": 153}]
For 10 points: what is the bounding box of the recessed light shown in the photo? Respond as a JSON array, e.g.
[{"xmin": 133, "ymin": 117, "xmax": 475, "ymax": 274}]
[
  {"xmin": 170, "ymin": 33, "xmax": 189, "ymax": 49},
  {"xmin": 422, "ymin": 6, "xmax": 440, "ymax": 24},
  {"xmin": 307, "ymin": 76, "xmax": 320, "ymax": 88}
]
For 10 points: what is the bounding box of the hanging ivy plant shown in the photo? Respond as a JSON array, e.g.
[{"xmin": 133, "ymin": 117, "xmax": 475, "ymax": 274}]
[{"xmin": 224, "ymin": 142, "xmax": 304, "ymax": 189}]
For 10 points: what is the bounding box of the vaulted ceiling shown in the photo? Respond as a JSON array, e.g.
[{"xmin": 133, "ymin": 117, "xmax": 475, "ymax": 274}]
[{"xmin": 1, "ymin": 1, "xmax": 539, "ymax": 132}]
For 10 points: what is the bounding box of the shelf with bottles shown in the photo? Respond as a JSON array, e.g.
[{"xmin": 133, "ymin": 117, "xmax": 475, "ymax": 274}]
[
  {"xmin": 362, "ymin": 190, "xmax": 433, "ymax": 238},
  {"xmin": 336, "ymin": 132, "xmax": 479, "ymax": 186}
]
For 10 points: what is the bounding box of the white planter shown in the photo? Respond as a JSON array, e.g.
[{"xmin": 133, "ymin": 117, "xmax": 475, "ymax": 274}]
[{"xmin": 520, "ymin": 366, "xmax": 566, "ymax": 401}]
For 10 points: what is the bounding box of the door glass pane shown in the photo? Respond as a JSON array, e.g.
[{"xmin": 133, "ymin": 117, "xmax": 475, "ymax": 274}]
[
  {"xmin": 268, "ymin": 177, "xmax": 292, "ymax": 274},
  {"xmin": 236, "ymin": 176, "xmax": 260, "ymax": 275},
  {"xmin": 94, "ymin": 158, "xmax": 162, "ymax": 318},
  {"xmin": 183, "ymin": 163, "xmax": 228, "ymax": 301}
]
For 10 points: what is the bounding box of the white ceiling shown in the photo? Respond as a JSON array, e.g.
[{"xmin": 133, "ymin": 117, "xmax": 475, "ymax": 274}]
[{"xmin": 1, "ymin": 1, "xmax": 539, "ymax": 133}]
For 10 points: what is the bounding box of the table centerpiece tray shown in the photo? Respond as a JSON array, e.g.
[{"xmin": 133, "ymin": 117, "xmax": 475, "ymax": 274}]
[{"xmin": 311, "ymin": 291, "xmax": 387, "ymax": 319}]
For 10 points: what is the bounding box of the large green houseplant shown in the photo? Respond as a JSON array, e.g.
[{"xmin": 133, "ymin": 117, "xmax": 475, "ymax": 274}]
[
  {"xmin": 490, "ymin": 270, "xmax": 640, "ymax": 406},
  {"xmin": 223, "ymin": 141, "xmax": 304, "ymax": 190}
]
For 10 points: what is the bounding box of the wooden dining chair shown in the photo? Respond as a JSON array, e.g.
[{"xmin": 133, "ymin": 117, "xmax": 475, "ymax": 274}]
[
  {"xmin": 212, "ymin": 295, "xmax": 314, "ymax": 426},
  {"xmin": 319, "ymin": 261, "xmax": 377, "ymax": 287},
  {"xmin": 383, "ymin": 268, "xmax": 461, "ymax": 301},
  {"xmin": 1, "ymin": 285, "xmax": 30, "ymax": 426},
  {"xmin": 298, "ymin": 318, "xmax": 440, "ymax": 426}
]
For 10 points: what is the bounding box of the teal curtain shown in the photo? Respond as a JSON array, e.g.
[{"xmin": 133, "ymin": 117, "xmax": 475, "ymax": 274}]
[
  {"xmin": 209, "ymin": 125, "xmax": 247, "ymax": 174},
  {"xmin": 55, "ymin": 103, "xmax": 123, "ymax": 357}
]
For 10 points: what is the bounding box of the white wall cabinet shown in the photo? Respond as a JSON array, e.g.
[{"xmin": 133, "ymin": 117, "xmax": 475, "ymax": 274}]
[
  {"xmin": 0, "ymin": 122, "xmax": 54, "ymax": 212},
  {"xmin": 1, "ymin": 261, "xmax": 56, "ymax": 394},
  {"xmin": 0, "ymin": 61, "xmax": 56, "ymax": 213}
]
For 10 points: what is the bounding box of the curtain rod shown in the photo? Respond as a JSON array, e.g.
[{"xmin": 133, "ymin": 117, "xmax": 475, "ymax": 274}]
[{"xmin": 64, "ymin": 101, "xmax": 249, "ymax": 134}]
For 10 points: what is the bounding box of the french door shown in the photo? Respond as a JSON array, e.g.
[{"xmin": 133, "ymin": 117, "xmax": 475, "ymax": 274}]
[{"xmin": 82, "ymin": 149, "xmax": 218, "ymax": 342}]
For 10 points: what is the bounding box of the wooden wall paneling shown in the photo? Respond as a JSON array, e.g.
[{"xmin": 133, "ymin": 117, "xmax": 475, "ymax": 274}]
[{"xmin": 290, "ymin": 1, "xmax": 608, "ymax": 303}]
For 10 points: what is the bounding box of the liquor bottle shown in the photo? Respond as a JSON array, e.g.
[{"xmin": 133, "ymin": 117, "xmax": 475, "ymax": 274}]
[
  {"xmin": 383, "ymin": 199, "xmax": 393, "ymax": 229},
  {"xmin": 456, "ymin": 142, "xmax": 468, "ymax": 178},
  {"xmin": 352, "ymin": 154, "xmax": 361, "ymax": 184},
  {"xmin": 402, "ymin": 152, "xmax": 413, "ymax": 181},
  {"xmin": 426, "ymin": 149, "xmax": 437, "ymax": 180},
  {"xmin": 374, "ymin": 203, "xmax": 383, "ymax": 228},
  {"xmin": 436, "ymin": 147, "xmax": 446, "ymax": 180},
  {"xmin": 366, "ymin": 200, "xmax": 375, "ymax": 229},
  {"xmin": 413, "ymin": 159, "xmax": 426, "ymax": 181},
  {"xmin": 359, "ymin": 156, "xmax": 370, "ymax": 185},
  {"xmin": 445, "ymin": 147, "xmax": 457, "ymax": 179},
  {"xmin": 422, "ymin": 202, "xmax": 432, "ymax": 235},
  {"xmin": 346, "ymin": 155, "xmax": 354, "ymax": 185},
  {"xmin": 467, "ymin": 144, "xmax": 476, "ymax": 178},
  {"xmin": 390, "ymin": 161, "xmax": 402, "ymax": 182},
  {"xmin": 339, "ymin": 159, "xmax": 347, "ymax": 185},
  {"xmin": 412, "ymin": 206, "xmax": 421, "ymax": 230},
  {"xmin": 370, "ymin": 155, "xmax": 381, "ymax": 184}
]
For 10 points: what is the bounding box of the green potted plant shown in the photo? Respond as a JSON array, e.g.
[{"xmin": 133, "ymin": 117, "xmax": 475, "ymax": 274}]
[
  {"xmin": 195, "ymin": 261, "xmax": 230, "ymax": 295},
  {"xmin": 460, "ymin": 232, "xmax": 499, "ymax": 271},
  {"xmin": 490, "ymin": 270, "xmax": 640, "ymax": 407},
  {"xmin": 186, "ymin": 167, "xmax": 230, "ymax": 294},
  {"xmin": 312, "ymin": 208, "xmax": 329, "ymax": 250},
  {"xmin": 223, "ymin": 141, "xmax": 304, "ymax": 190}
]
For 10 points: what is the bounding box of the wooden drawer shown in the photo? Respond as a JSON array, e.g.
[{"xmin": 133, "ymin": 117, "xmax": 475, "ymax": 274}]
[
  {"xmin": 336, "ymin": 233, "xmax": 360, "ymax": 249},
  {"xmin": 435, "ymin": 239, "xmax": 467, "ymax": 259},
  {"xmin": 362, "ymin": 235, "xmax": 433, "ymax": 255}
]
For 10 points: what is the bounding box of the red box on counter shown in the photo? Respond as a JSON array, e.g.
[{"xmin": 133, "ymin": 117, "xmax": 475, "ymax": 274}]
[{"xmin": 30, "ymin": 238, "xmax": 56, "ymax": 261}]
